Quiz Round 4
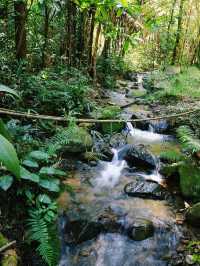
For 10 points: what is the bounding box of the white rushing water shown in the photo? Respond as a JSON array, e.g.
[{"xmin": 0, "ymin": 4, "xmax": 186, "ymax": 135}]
[
  {"xmin": 126, "ymin": 122, "xmax": 171, "ymax": 145},
  {"xmin": 95, "ymin": 148, "xmax": 127, "ymax": 189}
]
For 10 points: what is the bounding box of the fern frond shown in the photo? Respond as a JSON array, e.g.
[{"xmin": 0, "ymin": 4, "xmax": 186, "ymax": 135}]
[
  {"xmin": 160, "ymin": 150, "xmax": 184, "ymax": 162},
  {"xmin": 177, "ymin": 126, "xmax": 200, "ymax": 154},
  {"xmin": 27, "ymin": 209, "xmax": 59, "ymax": 266},
  {"xmin": 48, "ymin": 121, "xmax": 91, "ymax": 155}
]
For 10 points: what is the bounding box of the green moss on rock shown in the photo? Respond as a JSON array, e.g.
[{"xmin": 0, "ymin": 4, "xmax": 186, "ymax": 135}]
[
  {"xmin": 186, "ymin": 202, "xmax": 200, "ymax": 227},
  {"xmin": 179, "ymin": 164, "xmax": 200, "ymax": 200}
]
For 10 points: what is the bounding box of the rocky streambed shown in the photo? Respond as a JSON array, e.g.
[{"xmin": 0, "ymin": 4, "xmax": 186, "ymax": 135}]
[{"xmin": 57, "ymin": 74, "xmax": 195, "ymax": 266}]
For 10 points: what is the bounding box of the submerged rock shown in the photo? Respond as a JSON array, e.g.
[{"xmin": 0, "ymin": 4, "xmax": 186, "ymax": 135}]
[
  {"xmin": 128, "ymin": 218, "xmax": 154, "ymax": 241},
  {"xmin": 118, "ymin": 144, "xmax": 157, "ymax": 170},
  {"xmin": 124, "ymin": 180, "xmax": 169, "ymax": 200},
  {"xmin": 64, "ymin": 208, "xmax": 124, "ymax": 244},
  {"xmin": 186, "ymin": 202, "xmax": 200, "ymax": 227}
]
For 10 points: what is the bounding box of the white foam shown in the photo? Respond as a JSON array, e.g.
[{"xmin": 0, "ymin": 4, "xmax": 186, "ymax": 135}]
[
  {"xmin": 126, "ymin": 122, "xmax": 168, "ymax": 144},
  {"xmin": 95, "ymin": 148, "xmax": 127, "ymax": 189}
]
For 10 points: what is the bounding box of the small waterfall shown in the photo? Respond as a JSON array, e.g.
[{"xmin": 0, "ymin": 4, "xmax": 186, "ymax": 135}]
[
  {"xmin": 94, "ymin": 148, "xmax": 127, "ymax": 189},
  {"xmin": 126, "ymin": 122, "xmax": 172, "ymax": 144}
]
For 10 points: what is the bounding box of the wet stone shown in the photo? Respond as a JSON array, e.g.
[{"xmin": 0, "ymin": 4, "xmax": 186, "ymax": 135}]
[
  {"xmin": 118, "ymin": 144, "xmax": 157, "ymax": 170},
  {"xmin": 128, "ymin": 218, "xmax": 154, "ymax": 241},
  {"xmin": 124, "ymin": 180, "xmax": 170, "ymax": 200}
]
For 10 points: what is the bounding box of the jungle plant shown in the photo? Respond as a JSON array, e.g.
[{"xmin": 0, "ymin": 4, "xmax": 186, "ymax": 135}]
[
  {"xmin": 160, "ymin": 125, "xmax": 200, "ymax": 200},
  {"xmin": 27, "ymin": 201, "xmax": 60, "ymax": 266},
  {"xmin": 0, "ymin": 119, "xmax": 65, "ymax": 265},
  {"xmin": 48, "ymin": 120, "xmax": 93, "ymax": 155}
]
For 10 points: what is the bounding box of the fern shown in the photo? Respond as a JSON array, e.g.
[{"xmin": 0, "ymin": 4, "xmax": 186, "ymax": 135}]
[
  {"xmin": 27, "ymin": 207, "xmax": 60, "ymax": 266},
  {"xmin": 160, "ymin": 150, "xmax": 184, "ymax": 162},
  {"xmin": 48, "ymin": 121, "xmax": 92, "ymax": 155},
  {"xmin": 177, "ymin": 126, "xmax": 200, "ymax": 154}
]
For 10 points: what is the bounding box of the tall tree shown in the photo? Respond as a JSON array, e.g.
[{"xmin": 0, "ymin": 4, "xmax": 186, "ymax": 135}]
[
  {"xmin": 172, "ymin": 0, "xmax": 185, "ymax": 64},
  {"xmin": 14, "ymin": 0, "xmax": 27, "ymax": 60}
]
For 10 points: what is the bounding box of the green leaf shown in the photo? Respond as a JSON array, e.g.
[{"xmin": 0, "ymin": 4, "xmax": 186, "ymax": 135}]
[
  {"xmin": 39, "ymin": 167, "xmax": 66, "ymax": 176},
  {"xmin": 0, "ymin": 134, "xmax": 20, "ymax": 178},
  {"xmin": 0, "ymin": 175, "xmax": 13, "ymax": 191},
  {"xmin": 22, "ymin": 159, "xmax": 39, "ymax": 169},
  {"xmin": 0, "ymin": 119, "xmax": 12, "ymax": 141},
  {"xmin": 20, "ymin": 167, "xmax": 40, "ymax": 183},
  {"xmin": 29, "ymin": 151, "xmax": 50, "ymax": 161},
  {"xmin": 39, "ymin": 179, "xmax": 60, "ymax": 192},
  {"xmin": 0, "ymin": 84, "xmax": 20, "ymax": 98},
  {"xmin": 123, "ymin": 39, "xmax": 130, "ymax": 53},
  {"xmin": 37, "ymin": 194, "xmax": 52, "ymax": 204}
]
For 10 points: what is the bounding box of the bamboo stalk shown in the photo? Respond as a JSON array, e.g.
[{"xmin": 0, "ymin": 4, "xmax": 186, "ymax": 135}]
[{"xmin": 0, "ymin": 108, "xmax": 200, "ymax": 123}]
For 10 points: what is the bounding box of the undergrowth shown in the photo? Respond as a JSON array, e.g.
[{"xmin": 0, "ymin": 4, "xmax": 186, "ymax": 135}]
[{"xmin": 146, "ymin": 66, "xmax": 200, "ymax": 103}]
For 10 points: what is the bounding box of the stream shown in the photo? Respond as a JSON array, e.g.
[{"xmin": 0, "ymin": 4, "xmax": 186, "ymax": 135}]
[{"xmin": 58, "ymin": 74, "xmax": 187, "ymax": 266}]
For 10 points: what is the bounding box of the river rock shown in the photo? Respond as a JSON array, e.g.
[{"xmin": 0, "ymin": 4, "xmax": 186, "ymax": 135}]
[
  {"xmin": 124, "ymin": 180, "xmax": 169, "ymax": 200},
  {"xmin": 64, "ymin": 208, "xmax": 123, "ymax": 244},
  {"xmin": 118, "ymin": 144, "xmax": 157, "ymax": 170},
  {"xmin": 185, "ymin": 202, "xmax": 200, "ymax": 227},
  {"xmin": 131, "ymin": 113, "xmax": 149, "ymax": 130},
  {"xmin": 62, "ymin": 127, "xmax": 93, "ymax": 153},
  {"xmin": 109, "ymin": 133, "xmax": 127, "ymax": 148},
  {"xmin": 149, "ymin": 119, "xmax": 169, "ymax": 133},
  {"xmin": 123, "ymin": 71, "xmax": 137, "ymax": 82},
  {"xmin": 128, "ymin": 218, "xmax": 154, "ymax": 241}
]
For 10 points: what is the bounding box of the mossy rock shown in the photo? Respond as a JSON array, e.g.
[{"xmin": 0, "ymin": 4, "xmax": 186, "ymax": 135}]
[
  {"xmin": 128, "ymin": 218, "xmax": 154, "ymax": 241},
  {"xmin": 2, "ymin": 249, "xmax": 18, "ymax": 266},
  {"xmin": 186, "ymin": 202, "xmax": 200, "ymax": 227},
  {"xmin": 179, "ymin": 164, "xmax": 200, "ymax": 200},
  {"xmin": 64, "ymin": 127, "xmax": 93, "ymax": 153}
]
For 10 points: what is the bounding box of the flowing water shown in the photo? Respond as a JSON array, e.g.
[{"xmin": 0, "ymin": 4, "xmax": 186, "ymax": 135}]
[{"xmin": 59, "ymin": 76, "xmax": 186, "ymax": 266}]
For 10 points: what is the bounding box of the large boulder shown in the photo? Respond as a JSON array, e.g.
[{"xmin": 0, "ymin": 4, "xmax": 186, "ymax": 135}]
[
  {"xmin": 186, "ymin": 202, "xmax": 200, "ymax": 227},
  {"xmin": 124, "ymin": 180, "xmax": 170, "ymax": 200},
  {"xmin": 118, "ymin": 144, "xmax": 157, "ymax": 170},
  {"xmin": 128, "ymin": 218, "xmax": 154, "ymax": 241}
]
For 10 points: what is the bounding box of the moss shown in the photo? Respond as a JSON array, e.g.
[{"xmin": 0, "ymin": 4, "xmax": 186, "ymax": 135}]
[
  {"xmin": 186, "ymin": 202, "xmax": 200, "ymax": 227},
  {"xmin": 2, "ymin": 249, "xmax": 18, "ymax": 266},
  {"xmin": 0, "ymin": 233, "xmax": 8, "ymax": 248},
  {"xmin": 179, "ymin": 164, "xmax": 200, "ymax": 200}
]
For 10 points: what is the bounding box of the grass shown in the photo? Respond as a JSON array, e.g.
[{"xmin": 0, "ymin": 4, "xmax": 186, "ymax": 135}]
[{"xmin": 147, "ymin": 66, "xmax": 200, "ymax": 102}]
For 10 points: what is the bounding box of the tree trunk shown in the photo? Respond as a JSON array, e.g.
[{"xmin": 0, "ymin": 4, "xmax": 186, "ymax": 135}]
[
  {"xmin": 171, "ymin": 0, "xmax": 185, "ymax": 65},
  {"xmin": 41, "ymin": 4, "xmax": 49, "ymax": 67},
  {"xmin": 90, "ymin": 23, "xmax": 101, "ymax": 79},
  {"xmin": 65, "ymin": 0, "xmax": 77, "ymax": 66},
  {"xmin": 14, "ymin": 0, "xmax": 27, "ymax": 60},
  {"xmin": 88, "ymin": 6, "xmax": 96, "ymax": 76}
]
